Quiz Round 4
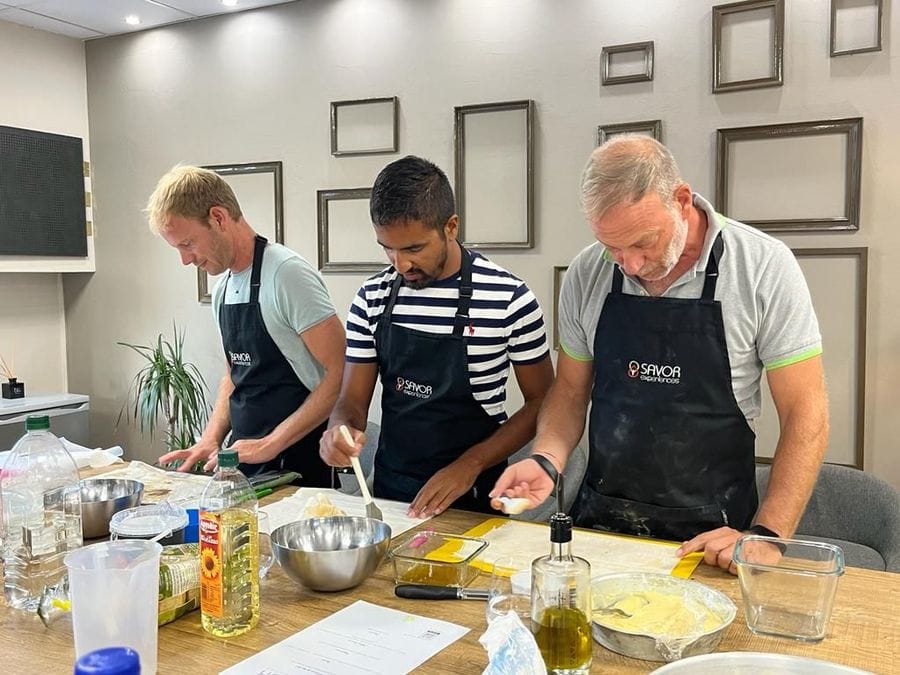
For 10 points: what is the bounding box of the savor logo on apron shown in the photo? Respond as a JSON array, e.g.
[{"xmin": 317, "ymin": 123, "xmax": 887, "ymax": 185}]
[
  {"xmin": 229, "ymin": 351, "xmax": 253, "ymax": 367},
  {"xmin": 626, "ymin": 359, "xmax": 681, "ymax": 385},
  {"xmin": 395, "ymin": 376, "xmax": 433, "ymax": 399}
]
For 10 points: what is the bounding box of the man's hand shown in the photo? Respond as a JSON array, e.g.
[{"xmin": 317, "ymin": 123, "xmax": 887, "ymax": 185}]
[
  {"xmin": 676, "ymin": 526, "xmax": 746, "ymax": 574},
  {"xmin": 159, "ymin": 438, "xmax": 219, "ymax": 473},
  {"xmin": 319, "ymin": 425, "xmax": 366, "ymax": 467},
  {"xmin": 408, "ymin": 460, "xmax": 481, "ymax": 518},
  {"xmin": 203, "ymin": 437, "xmax": 279, "ymax": 472},
  {"xmin": 488, "ymin": 457, "xmax": 556, "ymax": 513}
]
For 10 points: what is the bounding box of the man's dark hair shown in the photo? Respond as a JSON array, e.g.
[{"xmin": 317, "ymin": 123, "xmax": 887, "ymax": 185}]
[{"xmin": 370, "ymin": 155, "xmax": 455, "ymax": 231}]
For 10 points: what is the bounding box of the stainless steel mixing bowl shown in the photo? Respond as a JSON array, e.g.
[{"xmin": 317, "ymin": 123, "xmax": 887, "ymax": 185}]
[
  {"xmin": 272, "ymin": 516, "xmax": 392, "ymax": 592},
  {"xmin": 79, "ymin": 478, "xmax": 144, "ymax": 539}
]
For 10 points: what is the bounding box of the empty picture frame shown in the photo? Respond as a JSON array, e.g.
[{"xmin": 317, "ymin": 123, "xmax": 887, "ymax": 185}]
[
  {"xmin": 715, "ymin": 118, "xmax": 863, "ymax": 232},
  {"xmin": 317, "ymin": 187, "xmax": 385, "ymax": 273},
  {"xmin": 830, "ymin": 0, "xmax": 883, "ymax": 56},
  {"xmin": 712, "ymin": 0, "xmax": 784, "ymax": 93},
  {"xmin": 330, "ymin": 97, "xmax": 398, "ymax": 157},
  {"xmin": 601, "ymin": 41, "xmax": 654, "ymax": 85},
  {"xmin": 552, "ymin": 266, "xmax": 568, "ymax": 350},
  {"xmin": 197, "ymin": 161, "xmax": 284, "ymax": 303},
  {"xmin": 454, "ymin": 99, "xmax": 534, "ymax": 249},
  {"xmin": 755, "ymin": 248, "xmax": 867, "ymax": 469},
  {"xmin": 597, "ymin": 120, "xmax": 662, "ymax": 145}
]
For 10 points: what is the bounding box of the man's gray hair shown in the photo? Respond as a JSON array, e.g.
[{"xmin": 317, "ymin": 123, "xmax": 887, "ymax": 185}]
[{"xmin": 580, "ymin": 135, "xmax": 684, "ymax": 222}]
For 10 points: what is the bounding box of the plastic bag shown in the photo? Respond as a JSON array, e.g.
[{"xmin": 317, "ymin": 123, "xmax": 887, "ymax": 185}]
[{"xmin": 480, "ymin": 611, "xmax": 547, "ymax": 675}]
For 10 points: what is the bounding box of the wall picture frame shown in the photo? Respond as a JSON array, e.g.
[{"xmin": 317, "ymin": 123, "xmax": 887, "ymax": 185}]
[
  {"xmin": 715, "ymin": 117, "xmax": 863, "ymax": 232},
  {"xmin": 830, "ymin": 0, "xmax": 883, "ymax": 57},
  {"xmin": 197, "ymin": 161, "xmax": 284, "ymax": 303},
  {"xmin": 316, "ymin": 187, "xmax": 385, "ymax": 273},
  {"xmin": 552, "ymin": 266, "xmax": 568, "ymax": 351},
  {"xmin": 454, "ymin": 99, "xmax": 534, "ymax": 249},
  {"xmin": 330, "ymin": 96, "xmax": 399, "ymax": 157},
  {"xmin": 597, "ymin": 119, "xmax": 662, "ymax": 145},
  {"xmin": 712, "ymin": 0, "xmax": 784, "ymax": 93},
  {"xmin": 600, "ymin": 41, "xmax": 655, "ymax": 85},
  {"xmin": 755, "ymin": 247, "xmax": 868, "ymax": 469}
]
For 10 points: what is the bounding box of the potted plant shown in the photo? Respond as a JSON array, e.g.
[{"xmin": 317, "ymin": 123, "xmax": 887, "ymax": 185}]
[{"xmin": 117, "ymin": 323, "xmax": 210, "ymax": 456}]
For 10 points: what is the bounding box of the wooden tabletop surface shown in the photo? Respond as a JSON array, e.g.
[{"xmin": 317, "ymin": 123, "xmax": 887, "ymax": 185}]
[{"xmin": 1, "ymin": 490, "xmax": 897, "ymax": 674}]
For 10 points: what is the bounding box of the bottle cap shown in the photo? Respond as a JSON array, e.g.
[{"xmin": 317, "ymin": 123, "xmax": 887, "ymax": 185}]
[
  {"xmin": 549, "ymin": 512, "xmax": 573, "ymax": 544},
  {"xmin": 218, "ymin": 447, "xmax": 239, "ymax": 468},
  {"xmin": 26, "ymin": 415, "xmax": 50, "ymax": 431},
  {"xmin": 73, "ymin": 647, "xmax": 141, "ymax": 675}
]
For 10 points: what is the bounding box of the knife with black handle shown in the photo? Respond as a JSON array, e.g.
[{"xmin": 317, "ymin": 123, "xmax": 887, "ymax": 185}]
[{"xmin": 395, "ymin": 584, "xmax": 490, "ymax": 600}]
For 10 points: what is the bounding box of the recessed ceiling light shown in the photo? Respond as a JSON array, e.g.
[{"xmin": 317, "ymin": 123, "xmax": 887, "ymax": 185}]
[
  {"xmin": 222, "ymin": 0, "xmax": 238, "ymax": 7},
  {"xmin": 124, "ymin": 15, "xmax": 140, "ymax": 26}
]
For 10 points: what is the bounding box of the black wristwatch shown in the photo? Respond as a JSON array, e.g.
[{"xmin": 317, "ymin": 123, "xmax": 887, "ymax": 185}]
[
  {"xmin": 530, "ymin": 454, "xmax": 560, "ymax": 486},
  {"xmin": 747, "ymin": 523, "xmax": 781, "ymax": 538}
]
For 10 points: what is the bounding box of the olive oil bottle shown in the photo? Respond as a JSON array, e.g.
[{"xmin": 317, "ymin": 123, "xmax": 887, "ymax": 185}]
[{"xmin": 531, "ymin": 512, "xmax": 592, "ymax": 674}]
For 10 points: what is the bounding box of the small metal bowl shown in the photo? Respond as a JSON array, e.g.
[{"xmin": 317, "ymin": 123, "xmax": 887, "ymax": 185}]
[
  {"xmin": 272, "ymin": 516, "xmax": 392, "ymax": 592},
  {"xmin": 79, "ymin": 478, "xmax": 144, "ymax": 539},
  {"xmin": 591, "ymin": 572, "xmax": 736, "ymax": 662}
]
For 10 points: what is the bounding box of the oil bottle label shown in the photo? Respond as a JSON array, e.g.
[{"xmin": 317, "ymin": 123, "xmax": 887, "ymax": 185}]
[{"xmin": 199, "ymin": 512, "xmax": 224, "ymax": 618}]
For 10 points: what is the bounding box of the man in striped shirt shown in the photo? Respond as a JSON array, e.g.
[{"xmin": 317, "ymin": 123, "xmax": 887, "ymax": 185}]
[{"xmin": 320, "ymin": 155, "xmax": 554, "ymax": 517}]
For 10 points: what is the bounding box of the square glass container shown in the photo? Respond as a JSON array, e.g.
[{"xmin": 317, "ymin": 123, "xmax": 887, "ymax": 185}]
[
  {"xmin": 733, "ymin": 535, "xmax": 844, "ymax": 642},
  {"xmin": 390, "ymin": 531, "xmax": 487, "ymax": 587}
]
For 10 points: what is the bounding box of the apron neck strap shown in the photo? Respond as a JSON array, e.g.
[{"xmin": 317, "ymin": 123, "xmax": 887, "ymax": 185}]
[
  {"xmin": 382, "ymin": 242, "xmax": 474, "ymax": 337},
  {"xmin": 611, "ymin": 263, "xmax": 624, "ymax": 294},
  {"xmin": 452, "ymin": 244, "xmax": 474, "ymax": 337},
  {"xmin": 249, "ymin": 235, "xmax": 268, "ymax": 305},
  {"xmin": 609, "ymin": 232, "xmax": 724, "ymax": 300},
  {"xmin": 701, "ymin": 232, "xmax": 724, "ymax": 301}
]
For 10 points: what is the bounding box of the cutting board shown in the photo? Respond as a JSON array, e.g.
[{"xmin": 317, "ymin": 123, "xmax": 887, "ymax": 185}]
[{"xmin": 463, "ymin": 518, "xmax": 703, "ymax": 578}]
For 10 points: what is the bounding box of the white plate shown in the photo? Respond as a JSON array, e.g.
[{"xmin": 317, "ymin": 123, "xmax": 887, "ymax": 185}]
[{"xmin": 650, "ymin": 652, "xmax": 873, "ymax": 674}]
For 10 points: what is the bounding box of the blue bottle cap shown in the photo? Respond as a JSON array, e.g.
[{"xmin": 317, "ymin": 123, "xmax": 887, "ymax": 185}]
[{"xmin": 74, "ymin": 647, "xmax": 141, "ymax": 675}]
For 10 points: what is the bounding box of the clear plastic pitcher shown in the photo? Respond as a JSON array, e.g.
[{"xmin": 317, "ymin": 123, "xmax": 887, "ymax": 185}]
[{"xmin": 65, "ymin": 540, "xmax": 162, "ymax": 674}]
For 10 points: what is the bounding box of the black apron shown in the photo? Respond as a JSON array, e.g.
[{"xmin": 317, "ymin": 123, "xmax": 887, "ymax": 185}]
[
  {"xmin": 373, "ymin": 245, "xmax": 504, "ymax": 513},
  {"xmin": 219, "ymin": 235, "xmax": 331, "ymax": 487},
  {"xmin": 571, "ymin": 234, "xmax": 757, "ymax": 541}
]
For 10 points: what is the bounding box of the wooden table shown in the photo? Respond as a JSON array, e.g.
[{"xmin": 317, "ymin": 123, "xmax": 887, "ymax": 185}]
[{"xmin": 1, "ymin": 499, "xmax": 897, "ymax": 673}]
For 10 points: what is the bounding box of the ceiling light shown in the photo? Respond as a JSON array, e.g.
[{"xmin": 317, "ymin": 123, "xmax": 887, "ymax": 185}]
[
  {"xmin": 222, "ymin": 0, "xmax": 238, "ymax": 7},
  {"xmin": 124, "ymin": 15, "xmax": 140, "ymax": 25}
]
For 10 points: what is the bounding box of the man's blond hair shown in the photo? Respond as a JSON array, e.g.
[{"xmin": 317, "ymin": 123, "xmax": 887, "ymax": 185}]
[{"xmin": 146, "ymin": 165, "xmax": 242, "ymax": 234}]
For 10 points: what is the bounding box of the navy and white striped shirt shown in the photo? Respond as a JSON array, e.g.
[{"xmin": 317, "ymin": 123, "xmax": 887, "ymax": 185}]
[{"xmin": 346, "ymin": 251, "xmax": 549, "ymax": 423}]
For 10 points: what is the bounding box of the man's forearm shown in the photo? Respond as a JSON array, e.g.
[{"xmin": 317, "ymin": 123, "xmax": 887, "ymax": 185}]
[
  {"xmin": 199, "ymin": 373, "xmax": 233, "ymax": 446},
  {"xmin": 266, "ymin": 371, "xmax": 342, "ymax": 454},
  {"xmin": 755, "ymin": 402, "xmax": 829, "ymax": 537},
  {"xmin": 532, "ymin": 381, "xmax": 590, "ymax": 472}
]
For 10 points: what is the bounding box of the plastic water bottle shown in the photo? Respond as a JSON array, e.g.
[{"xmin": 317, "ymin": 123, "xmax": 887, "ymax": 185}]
[
  {"xmin": 1, "ymin": 414, "xmax": 83, "ymax": 611},
  {"xmin": 74, "ymin": 647, "xmax": 141, "ymax": 674},
  {"xmin": 198, "ymin": 447, "xmax": 259, "ymax": 637}
]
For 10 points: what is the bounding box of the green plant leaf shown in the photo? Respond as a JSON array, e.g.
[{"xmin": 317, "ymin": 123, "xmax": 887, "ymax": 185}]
[{"xmin": 117, "ymin": 322, "xmax": 211, "ymax": 451}]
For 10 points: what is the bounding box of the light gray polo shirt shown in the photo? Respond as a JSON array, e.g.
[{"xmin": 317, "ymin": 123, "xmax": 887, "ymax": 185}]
[
  {"xmin": 558, "ymin": 194, "xmax": 822, "ymax": 423},
  {"xmin": 212, "ymin": 242, "xmax": 336, "ymax": 392}
]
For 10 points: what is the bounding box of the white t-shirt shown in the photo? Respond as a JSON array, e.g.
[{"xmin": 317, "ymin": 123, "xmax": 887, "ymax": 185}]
[{"xmin": 559, "ymin": 194, "xmax": 822, "ymax": 422}]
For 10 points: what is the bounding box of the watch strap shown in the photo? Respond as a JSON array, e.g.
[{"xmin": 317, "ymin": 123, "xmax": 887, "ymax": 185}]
[{"xmin": 747, "ymin": 523, "xmax": 781, "ymax": 538}]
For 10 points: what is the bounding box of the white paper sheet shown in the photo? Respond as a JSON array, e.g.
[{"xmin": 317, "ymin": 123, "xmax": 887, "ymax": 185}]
[
  {"xmin": 220, "ymin": 600, "xmax": 469, "ymax": 675},
  {"xmin": 260, "ymin": 487, "xmax": 428, "ymax": 538}
]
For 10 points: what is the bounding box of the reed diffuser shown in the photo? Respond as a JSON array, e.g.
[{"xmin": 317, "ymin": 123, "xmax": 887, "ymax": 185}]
[{"xmin": 0, "ymin": 347, "xmax": 24, "ymax": 399}]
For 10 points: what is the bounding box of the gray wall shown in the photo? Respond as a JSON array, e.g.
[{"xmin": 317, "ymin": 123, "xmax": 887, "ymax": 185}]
[{"xmin": 69, "ymin": 0, "xmax": 900, "ymax": 486}]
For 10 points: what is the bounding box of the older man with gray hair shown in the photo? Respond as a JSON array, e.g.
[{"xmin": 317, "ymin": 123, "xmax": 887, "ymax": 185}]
[{"xmin": 491, "ymin": 136, "xmax": 829, "ymax": 573}]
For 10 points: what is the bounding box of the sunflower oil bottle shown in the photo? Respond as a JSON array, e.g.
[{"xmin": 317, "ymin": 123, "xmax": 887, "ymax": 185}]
[{"xmin": 198, "ymin": 448, "xmax": 259, "ymax": 637}]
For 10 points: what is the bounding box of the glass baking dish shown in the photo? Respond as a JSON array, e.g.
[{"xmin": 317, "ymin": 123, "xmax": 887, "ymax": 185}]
[{"xmin": 390, "ymin": 531, "xmax": 488, "ymax": 588}]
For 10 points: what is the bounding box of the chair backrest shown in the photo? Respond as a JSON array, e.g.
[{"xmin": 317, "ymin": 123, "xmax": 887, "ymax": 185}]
[{"xmin": 756, "ymin": 463, "xmax": 900, "ymax": 572}]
